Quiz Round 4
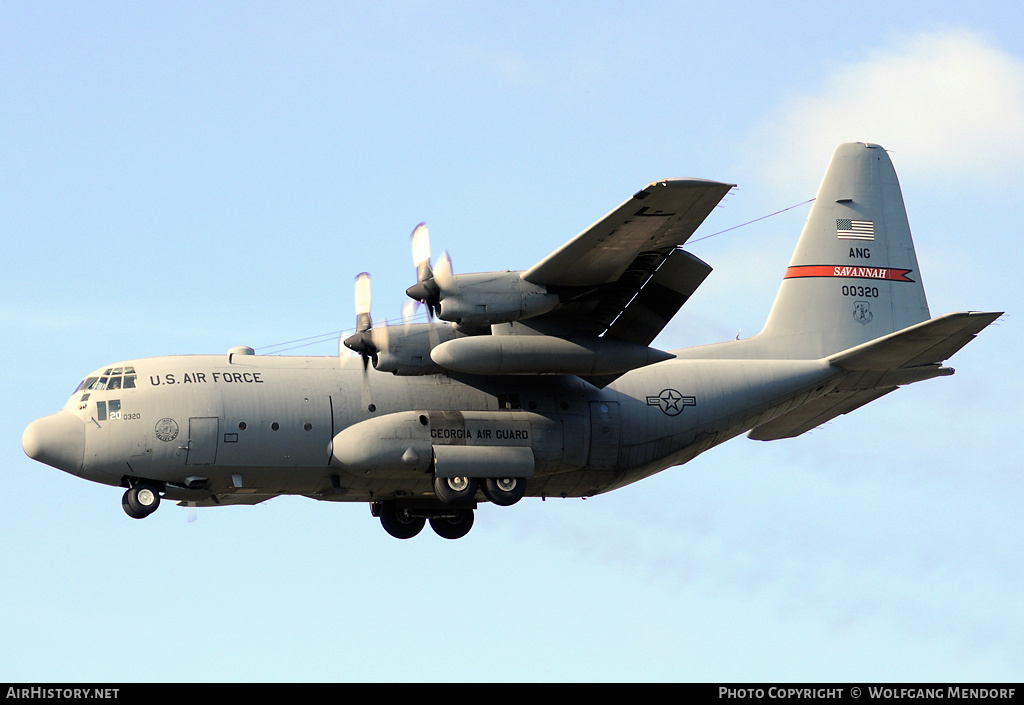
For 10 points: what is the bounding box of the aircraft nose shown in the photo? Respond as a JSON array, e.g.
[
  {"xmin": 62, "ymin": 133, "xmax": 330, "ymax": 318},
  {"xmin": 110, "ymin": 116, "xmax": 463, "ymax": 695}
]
[{"xmin": 22, "ymin": 411, "xmax": 86, "ymax": 475}]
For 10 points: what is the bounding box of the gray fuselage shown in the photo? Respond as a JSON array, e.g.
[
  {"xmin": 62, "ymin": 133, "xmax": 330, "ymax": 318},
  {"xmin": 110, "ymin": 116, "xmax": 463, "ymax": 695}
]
[{"xmin": 41, "ymin": 350, "xmax": 836, "ymax": 505}]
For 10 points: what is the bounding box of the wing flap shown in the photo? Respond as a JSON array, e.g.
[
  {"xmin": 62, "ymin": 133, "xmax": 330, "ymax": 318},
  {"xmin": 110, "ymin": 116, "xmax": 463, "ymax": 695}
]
[
  {"xmin": 603, "ymin": 249, "xmax": 712, "ymax": 346},
  {"xmin": 522, "ymin": 178, "xmax": 733, "ymax": 287}
]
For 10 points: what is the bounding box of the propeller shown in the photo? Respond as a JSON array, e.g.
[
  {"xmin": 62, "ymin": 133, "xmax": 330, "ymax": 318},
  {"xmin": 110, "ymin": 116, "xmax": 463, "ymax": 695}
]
[
  {"xmin": 342, "ymin": 272, "xmax": 388, "ymax": 409},
  {"xmin": 343, "ymin": 272, "xmax": 377, "ymax": 368},
  {"xmin": 405, "ymin": 222, "xmax": 450, "ymax": 319}
]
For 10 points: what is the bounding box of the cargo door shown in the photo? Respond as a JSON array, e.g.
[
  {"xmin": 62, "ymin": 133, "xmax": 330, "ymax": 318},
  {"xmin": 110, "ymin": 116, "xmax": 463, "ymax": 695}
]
[{"xmin": 187, "ymin": 417, "xmax": 219, "ymax": 466}]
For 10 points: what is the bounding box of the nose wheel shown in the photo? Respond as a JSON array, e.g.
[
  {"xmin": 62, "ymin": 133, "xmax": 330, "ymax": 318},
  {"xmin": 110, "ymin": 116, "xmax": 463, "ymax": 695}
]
[{"xmin": 122, "ymin": 483, "xmax": 161, "ymax": 519}]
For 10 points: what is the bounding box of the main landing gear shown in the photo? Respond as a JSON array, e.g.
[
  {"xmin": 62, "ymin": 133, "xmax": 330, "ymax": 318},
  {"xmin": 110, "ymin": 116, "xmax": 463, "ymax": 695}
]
[
  {"xmin": 372, "ymin": 475, "xmax": 527, "ymax": 540},
  {"xmin": 122, "ymin": 481, "xmax": 162, "ymax": 519},
  {"xmin": 373, "ymin": 501, "xmax": 475, "ymax": 540}
]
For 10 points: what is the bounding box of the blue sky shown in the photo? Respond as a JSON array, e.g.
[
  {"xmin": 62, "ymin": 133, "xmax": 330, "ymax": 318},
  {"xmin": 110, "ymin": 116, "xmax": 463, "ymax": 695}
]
[{"xmin": 2, "ymin": 1, "xmax": 1021, "ymax": 682}]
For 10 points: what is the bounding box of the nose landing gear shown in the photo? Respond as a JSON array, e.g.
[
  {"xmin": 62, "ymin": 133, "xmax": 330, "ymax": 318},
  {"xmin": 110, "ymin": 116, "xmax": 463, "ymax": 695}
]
[{"xmin": 122, "ymin": 482, "xmax": 162, "ymax": 519}]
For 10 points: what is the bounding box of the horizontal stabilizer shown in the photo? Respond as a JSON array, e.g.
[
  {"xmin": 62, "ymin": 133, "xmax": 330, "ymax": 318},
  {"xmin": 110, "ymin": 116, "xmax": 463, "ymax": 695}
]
[
  {"xmin": 748, "ymin": 388, "xmax": 897, "ymax": 440},
  {"xmin": 749, "ymin": 310, "xmax": 1001, "ymax": 440},
  {"xmin": 828, "ymin": 311, "xmax": 1002, "ymax": 370}
]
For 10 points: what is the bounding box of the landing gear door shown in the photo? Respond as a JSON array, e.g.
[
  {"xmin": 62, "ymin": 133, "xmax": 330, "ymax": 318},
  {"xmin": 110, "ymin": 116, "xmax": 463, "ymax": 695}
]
[
  {"xmin": 187, "ymin": 417, "xmax": 219, "ymax": 466},
  {"xmin": 588, "ymin": 401, "xmax": 620, "ymax": 469}
]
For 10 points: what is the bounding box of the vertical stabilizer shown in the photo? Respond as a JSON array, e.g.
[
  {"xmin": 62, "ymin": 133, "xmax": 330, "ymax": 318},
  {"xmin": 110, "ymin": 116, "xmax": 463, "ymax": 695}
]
[{"xmin": 758, "ymin": 143, "xmax": 930, "ymax": 358}]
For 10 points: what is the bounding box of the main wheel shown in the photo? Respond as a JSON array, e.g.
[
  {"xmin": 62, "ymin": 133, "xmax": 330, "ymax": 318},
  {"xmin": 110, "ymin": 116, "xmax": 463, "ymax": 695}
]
[
  {"xmin": 433, "ymin": 475, "xmax": 478, "ymax": 504},
  {"xmin": 429, "ymin": 509, "xmax": 474, "ymax": 540},
  {"xmin": 122, "ymin": 484, "xmax": 160, "ymax": 519},
  {"xmin": 378, "ymin": 502, "xmax": 426, "ymax": 539},
  {"xmin": 483, "ymin": 477, "xmax": 526, "ymax": 506}
]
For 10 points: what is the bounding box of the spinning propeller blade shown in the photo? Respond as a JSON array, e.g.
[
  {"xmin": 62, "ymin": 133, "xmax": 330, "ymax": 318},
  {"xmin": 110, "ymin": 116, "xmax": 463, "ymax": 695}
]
[
  {"xmin": 343, "ymin": 273, "xmax": 378, "ymax": 370},
  {"xmin": 405, "ymin": 222, "xmax": 446, "ymax": 319},
  {"xmin": 354, "ymin": 272, "xmax": 372, "ymax": 333},
  {"xmin": 411, "ymin": 222, "xmax": 432, "ymax": 284}
]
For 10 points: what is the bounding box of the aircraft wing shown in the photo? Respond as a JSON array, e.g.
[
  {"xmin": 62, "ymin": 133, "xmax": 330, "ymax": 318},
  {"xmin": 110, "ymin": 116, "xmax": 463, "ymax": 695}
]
[
  {"xmin": 522, "ymin": 178, "xmax": 734, "ymax": 288},
  {"xmin": 530, "ymin": 247, "xmax": 711, "ymax": 341}
]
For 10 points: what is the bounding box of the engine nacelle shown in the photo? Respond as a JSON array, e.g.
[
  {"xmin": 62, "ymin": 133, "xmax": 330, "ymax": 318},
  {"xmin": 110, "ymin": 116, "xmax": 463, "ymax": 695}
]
[
  {"xmin": 369, "ymin": 322, "xmax": 459, "ymax": 376},
  {"xmin": 437, "ymin": 271, "xmax": 560, "ymax": 326}
]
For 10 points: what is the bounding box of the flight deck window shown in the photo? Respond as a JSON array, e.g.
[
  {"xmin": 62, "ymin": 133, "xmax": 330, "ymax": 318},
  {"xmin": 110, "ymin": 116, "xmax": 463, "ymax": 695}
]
[
  {"xmin": 76, "ymin": 377, "xmax": 99, "ymax": 393},
  {"xmin": 76, "ymin": 367, "xmax": 137, "ymax": 394}
]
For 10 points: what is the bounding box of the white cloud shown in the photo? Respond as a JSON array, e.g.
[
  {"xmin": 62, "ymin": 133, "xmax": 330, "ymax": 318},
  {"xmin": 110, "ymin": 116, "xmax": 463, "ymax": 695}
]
[{"xmin": 746, "ymin": 30, "xmax": 1024, "ymax": 191}]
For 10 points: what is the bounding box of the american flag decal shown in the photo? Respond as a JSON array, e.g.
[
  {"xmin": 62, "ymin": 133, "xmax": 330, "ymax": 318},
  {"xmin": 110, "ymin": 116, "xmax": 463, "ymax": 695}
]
[{"xmin": 837, "ymin": 218, "xmax": 874, "ymax": 241}]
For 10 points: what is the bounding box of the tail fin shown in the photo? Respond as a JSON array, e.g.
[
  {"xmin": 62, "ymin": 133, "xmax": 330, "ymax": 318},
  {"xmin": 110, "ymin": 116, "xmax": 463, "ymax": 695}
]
[{"xmin": 758, "ymin": 142, "xmax": 931, "ymax": 358}]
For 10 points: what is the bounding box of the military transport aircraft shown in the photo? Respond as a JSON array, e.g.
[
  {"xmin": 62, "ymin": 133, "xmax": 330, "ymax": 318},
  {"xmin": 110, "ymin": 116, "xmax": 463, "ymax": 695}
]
[{"xmin": 23, "ymin": 143, "xmax": 1000, "ymax": 539}]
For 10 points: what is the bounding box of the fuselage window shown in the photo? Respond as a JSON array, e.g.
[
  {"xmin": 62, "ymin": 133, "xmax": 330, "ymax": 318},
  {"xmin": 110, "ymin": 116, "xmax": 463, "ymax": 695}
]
[
  {"xmin": 95, "ymin": 399, "xmax": 121, "ymax": 422},
  {"xmin": 497, "ymin": 393, "xmax": 521, "ymax": 410}
]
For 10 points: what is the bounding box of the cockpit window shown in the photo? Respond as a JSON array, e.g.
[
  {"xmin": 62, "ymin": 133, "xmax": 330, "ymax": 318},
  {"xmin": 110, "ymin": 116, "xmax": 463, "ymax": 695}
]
[
  {"xmin": 74, "ymin": 367, "xmax": 137, "ymax": 395},
  {"xmin": 76, "ymin": 377, "xmax": 99, "ymax": 393}
]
